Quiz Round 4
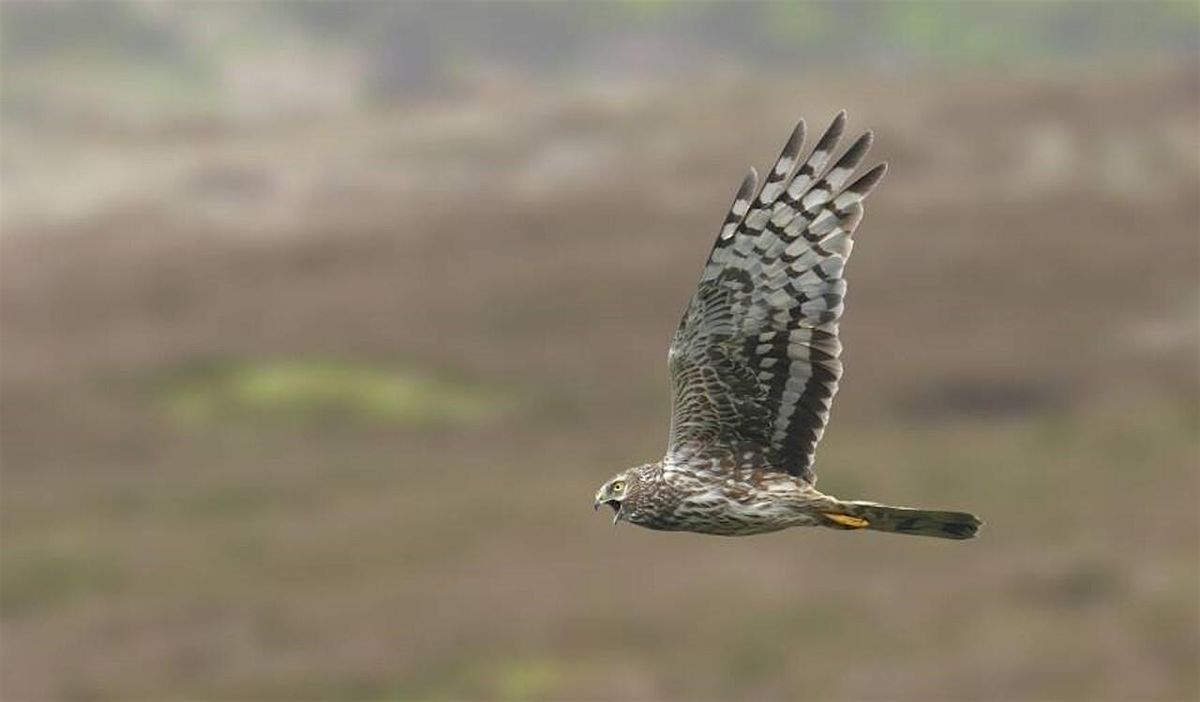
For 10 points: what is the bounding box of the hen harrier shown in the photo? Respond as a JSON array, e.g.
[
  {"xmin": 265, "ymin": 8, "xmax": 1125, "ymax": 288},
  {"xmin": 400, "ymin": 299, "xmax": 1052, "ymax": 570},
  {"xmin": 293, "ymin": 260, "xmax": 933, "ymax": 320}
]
[{"xmin": 594, "ymin": 112, "xmax": 980, "ymax": 539}]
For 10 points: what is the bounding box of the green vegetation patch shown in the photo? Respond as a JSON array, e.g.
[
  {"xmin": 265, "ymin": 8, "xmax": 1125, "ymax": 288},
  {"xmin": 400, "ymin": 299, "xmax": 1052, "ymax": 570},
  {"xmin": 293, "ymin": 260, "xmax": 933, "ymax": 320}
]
[
  {"xmin": 388, "ymin": 653, "xmax": 569, "ymax": 702},
  {"xmin": 157, "ymin": 358, "xmax": 510, "ymax": 429},
  {"xmin": 1, "ymin": 542, "xmax": 126, "ymax": 615}
]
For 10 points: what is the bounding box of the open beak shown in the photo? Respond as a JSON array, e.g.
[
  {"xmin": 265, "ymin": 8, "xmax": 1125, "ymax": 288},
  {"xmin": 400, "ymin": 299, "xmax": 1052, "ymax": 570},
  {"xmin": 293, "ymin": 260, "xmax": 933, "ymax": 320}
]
[{"xmin": 593, "ymin": 492, "xmax": 622, "ymax": 524}]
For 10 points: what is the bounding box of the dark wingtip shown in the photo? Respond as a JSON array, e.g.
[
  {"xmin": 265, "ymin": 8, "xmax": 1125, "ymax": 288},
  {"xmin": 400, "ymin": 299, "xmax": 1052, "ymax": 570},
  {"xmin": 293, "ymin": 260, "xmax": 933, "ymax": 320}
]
[
  {"xmin": 830, "ymin": 110, "xmax": 848, "ymax": 134},
  {"xmin": 846, "ymin": 162, "xmax": 888, "ymax": 196},
  {"xmin": 813, "ymin": 111, "xmax": 848, "ymax": 152},
  {"xmin": 782, "ymin": 119, "xmax": 807, "ymax": 157},
  {"xmin": 837, "ymin": 131, "xmax": 874, "ymax": 168},
  {"xmin": 733, "ymin": 167, "xmax": 758, "ymax": 200}
]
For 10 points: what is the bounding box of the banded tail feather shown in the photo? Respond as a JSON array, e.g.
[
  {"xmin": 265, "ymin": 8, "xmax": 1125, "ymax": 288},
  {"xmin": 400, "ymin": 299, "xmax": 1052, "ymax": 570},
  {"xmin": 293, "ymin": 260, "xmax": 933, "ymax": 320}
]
[{"xmin": 824, "ymin": 502, "xmax": 982, "ymax": 540}]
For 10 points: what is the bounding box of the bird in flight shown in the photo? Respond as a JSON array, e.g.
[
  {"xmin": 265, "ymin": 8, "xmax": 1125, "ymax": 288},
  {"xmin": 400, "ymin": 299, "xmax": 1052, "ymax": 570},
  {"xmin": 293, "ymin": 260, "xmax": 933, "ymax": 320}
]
[{"xmin": 594, "ymin": 112, "xmax": 980, "ymax": 539}]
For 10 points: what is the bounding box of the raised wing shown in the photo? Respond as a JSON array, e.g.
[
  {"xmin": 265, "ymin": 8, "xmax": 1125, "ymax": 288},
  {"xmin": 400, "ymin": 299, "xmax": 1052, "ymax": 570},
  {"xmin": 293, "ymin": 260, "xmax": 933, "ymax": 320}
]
[{"xmin": 667, "ymin": 112, "xmax": 886, "ymax": 482}]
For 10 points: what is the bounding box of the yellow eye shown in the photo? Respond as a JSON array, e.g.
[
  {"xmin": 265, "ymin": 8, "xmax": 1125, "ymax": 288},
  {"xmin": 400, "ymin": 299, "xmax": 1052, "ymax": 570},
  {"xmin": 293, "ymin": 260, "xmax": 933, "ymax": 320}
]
[{"xmin": 611, "ymin": 481, "xmax": 626, "ymax": 492}]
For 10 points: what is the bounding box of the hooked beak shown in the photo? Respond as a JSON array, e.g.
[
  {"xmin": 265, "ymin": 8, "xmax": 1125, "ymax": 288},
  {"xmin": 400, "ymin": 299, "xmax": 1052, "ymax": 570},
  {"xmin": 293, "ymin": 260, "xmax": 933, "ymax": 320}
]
[{"xmin": 593, "ymin": 492, "xmax": 622, "ymax": 524}]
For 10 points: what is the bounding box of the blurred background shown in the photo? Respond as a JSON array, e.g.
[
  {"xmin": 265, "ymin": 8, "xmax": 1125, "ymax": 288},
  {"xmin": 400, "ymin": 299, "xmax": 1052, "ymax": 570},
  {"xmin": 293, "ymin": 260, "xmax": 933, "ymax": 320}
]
[{"xmin": 2, "ymin": 2, "xmax": 1197, "ymax": 700}]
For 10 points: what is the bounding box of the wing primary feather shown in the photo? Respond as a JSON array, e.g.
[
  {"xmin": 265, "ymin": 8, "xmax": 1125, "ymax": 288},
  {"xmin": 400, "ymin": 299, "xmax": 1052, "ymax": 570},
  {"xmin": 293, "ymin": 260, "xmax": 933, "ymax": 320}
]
[
  {"xmin": 786, "ymin": 111, "xmax": 847, "ymax": 200},
  {"xmin": 796, "ymin": 130, "xmax": 874, "ymax": 213},
  {"xmin": 718, "ymin": 167, "xmax": 759, "ymax": 240},
  {"xmin": 812, "ymin": 110, "xmax": 848, "ymax": 156},
  {"xmin": 832, "ymin": 163, "xmax": 888, "ymax": 212},
  {"xmin": 774, "ymin": 120, "xmax": 807, "ymax": 176},
  {"xmin": 824, "ymin": 131, "xmax": 873, "ymax": 186},
  {"xmin": 757, "ymin": 120, "xmax": 807, "ymax": 205},
  {"xmin": 845, "ymin": 162, "xmax": 888, "ymax": 196}
]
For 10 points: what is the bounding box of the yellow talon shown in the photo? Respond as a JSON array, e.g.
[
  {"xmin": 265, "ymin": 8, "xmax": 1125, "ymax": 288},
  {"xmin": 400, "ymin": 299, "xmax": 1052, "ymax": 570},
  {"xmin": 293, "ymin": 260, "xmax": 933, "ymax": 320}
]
[{"xmin": 824, "ymin": 513, "xmax": 869, "ymax": 529}]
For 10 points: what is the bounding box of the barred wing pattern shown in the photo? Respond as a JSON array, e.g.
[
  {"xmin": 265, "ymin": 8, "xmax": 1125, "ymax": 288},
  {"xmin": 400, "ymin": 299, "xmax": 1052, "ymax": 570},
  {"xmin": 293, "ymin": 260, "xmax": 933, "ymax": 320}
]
[{"xmin": 667, "ymin": 112, "xmax": 886, "ymax": 483}]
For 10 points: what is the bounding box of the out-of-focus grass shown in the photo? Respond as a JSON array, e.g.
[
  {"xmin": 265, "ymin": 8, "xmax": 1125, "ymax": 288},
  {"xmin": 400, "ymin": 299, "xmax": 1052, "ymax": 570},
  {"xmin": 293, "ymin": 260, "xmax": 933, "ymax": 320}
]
[
  {"xmin": 435, "ymin": 657, "xmax": 568, "ymax": 702},
  {"xmin": 156, "ymin": 358, "xmax": 511, "ymax": 429},
  {"xmin": 1, "ymin": 541, "xmax": 126, "ymax": 615},
  {"xmin": 4, "ymin": 394, "xmax": 1193, "ymax": 699},
  {"xmin": 1, "ymin": 63, "xmax": 1195, "ymax": 700}
]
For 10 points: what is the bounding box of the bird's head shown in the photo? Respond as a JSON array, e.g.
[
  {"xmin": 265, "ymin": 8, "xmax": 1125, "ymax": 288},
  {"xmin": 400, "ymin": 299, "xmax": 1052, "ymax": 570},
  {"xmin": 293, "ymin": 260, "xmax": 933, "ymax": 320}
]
[{"xmin": 593, "ymin": 464, "xmax": 655, "ymax": 524}]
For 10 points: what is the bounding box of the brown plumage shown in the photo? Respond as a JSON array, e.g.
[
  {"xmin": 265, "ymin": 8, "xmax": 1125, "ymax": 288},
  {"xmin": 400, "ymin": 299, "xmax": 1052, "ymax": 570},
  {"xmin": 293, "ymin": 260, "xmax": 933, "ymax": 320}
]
[{"xmin": 593, "ymin": 112, "xmax": 981, "ymax": 540}]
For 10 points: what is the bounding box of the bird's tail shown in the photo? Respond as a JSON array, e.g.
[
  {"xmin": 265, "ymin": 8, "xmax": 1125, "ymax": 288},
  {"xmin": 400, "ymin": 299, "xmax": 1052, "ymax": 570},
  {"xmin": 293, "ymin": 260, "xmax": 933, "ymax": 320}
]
[{"xmin": 821, "ymin": 500, "xmax": 981, "ymax": 540}]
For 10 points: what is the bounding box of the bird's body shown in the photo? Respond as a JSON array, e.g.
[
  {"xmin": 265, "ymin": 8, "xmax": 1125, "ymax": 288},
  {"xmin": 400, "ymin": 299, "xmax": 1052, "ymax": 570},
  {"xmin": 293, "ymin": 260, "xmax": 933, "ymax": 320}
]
[
  {"xmin": 594, "ymin": 112, "xmax": 981, "ymax": 540},
  {"xmin": 611, "ymin": 455, "xmax": 828, "ymax": 536}
]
